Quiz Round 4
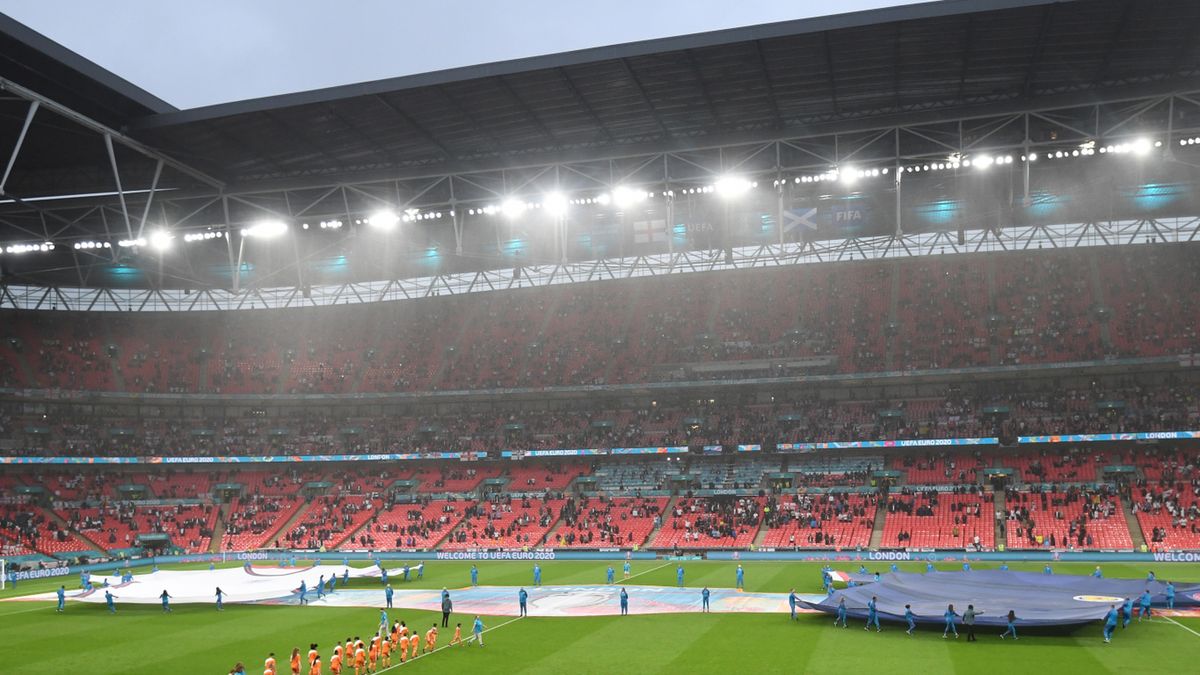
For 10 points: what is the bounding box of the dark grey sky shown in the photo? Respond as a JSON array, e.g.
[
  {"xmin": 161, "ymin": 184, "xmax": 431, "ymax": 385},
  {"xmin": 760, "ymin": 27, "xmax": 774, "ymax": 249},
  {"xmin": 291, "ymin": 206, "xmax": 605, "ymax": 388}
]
[{"xmin": 1, "ymin": 0, "xmax": 922, "ymax": 110}]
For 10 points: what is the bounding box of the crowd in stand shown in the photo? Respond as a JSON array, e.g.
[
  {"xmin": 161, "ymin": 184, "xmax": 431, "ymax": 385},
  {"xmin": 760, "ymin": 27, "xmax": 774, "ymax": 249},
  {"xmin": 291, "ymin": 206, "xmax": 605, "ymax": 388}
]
[
  {"xmin": 377, "ymin": 499, "xmax": 459, "ymax": 549},
  {"xmin": 762, "ymin": 492, "xmax": 877, "ymax": 548},
  {"xmin": 223, "ymin": 495, "xmax": 291, "ymax": 543},
  {"xmin": 441, "ymin": 495, "xmax": 562, "ymax": 548},
  {"xmin": 3, "ymin": 446, "xmax": 1200, "ymax": 557},
  {"xmin": 1, "ymin": 247, "xmax": 1197, "ymax": 397},
  {"xmin": 667, "ymin": 497, "xmax": 762, "ymax": 543},
  {"xmin": 555, "ymin": 495, "xmax": 663, "ymax": 547},
  {"xmin": 1003, "ymin": 484, "xmax": 1123, "ymax": 549},
  {"xmin": 3, "ymin": 377, "xmax": 1196, "ymax": 459}
]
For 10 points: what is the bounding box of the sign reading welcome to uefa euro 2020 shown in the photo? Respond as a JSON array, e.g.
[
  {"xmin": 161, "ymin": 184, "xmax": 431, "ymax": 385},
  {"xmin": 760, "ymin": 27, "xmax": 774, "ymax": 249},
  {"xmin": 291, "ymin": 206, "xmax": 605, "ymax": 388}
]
[{"xmin": 434, "ymin": 551, "xmax": 558, "ymax": 561}]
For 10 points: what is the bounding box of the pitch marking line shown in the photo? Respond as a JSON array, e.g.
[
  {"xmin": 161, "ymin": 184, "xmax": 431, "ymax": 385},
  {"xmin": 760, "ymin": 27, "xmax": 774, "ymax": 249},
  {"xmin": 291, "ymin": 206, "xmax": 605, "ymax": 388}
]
[
  {"xmin": 619, "ymin": 562, "xmax": 675, "ymax": 584},
  {"xmin": 374, "ymin": 615, "xmax": 525, "ymax": 673},
  {"xmin": 0, "ymin": 604, "xmax": 65, "ymax": 617},
  {"xmin": 1162, "ymin": 616, "xmax": 1200, "ymax": 638}
]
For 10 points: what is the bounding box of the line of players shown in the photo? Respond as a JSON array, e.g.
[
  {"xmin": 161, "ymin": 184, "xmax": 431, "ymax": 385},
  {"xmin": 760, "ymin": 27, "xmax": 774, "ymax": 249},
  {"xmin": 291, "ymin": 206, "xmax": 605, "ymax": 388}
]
[{"xmin": 255, "ymin": 612, "xmax": 487, "ymax": 675}]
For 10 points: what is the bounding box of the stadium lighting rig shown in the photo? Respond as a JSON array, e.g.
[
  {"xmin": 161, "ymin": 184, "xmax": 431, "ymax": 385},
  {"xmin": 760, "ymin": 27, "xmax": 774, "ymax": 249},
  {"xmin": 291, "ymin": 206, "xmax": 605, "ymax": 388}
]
[
  {"xmin": 401, "ymin": 209, "xmax": 447, "ymax": 222},
  {"xmin": 611, "ymin": 186, "xmax": 651, "ymax": 208},
  {"xmin": 183, "ymin": 230, "xmax": 226, "ymax": 242},
  {"xmin": 240, "ymin": 220, "xmax": 288, "ymax": 239},
  {"xmin": 2, "ymin": 242, "xmax": 55, "ymax": 255},
  {"xmin": 715, "ymin": 176, "xmax": 755, "ymax": 199},
  {"xmin": 542, "ymin": 191, "xmax": 569, "ymax": 216},
  {"xmin": 367, "ymin": 210, "xmax": 400, "ymax": 230},
  {"xmin": 90, "ymin": 132, "xmax": 1179, "ymax": 241},
  {"xmin": 501, "ymin": 198, "xmax": 531, "ymax": 218},
  {"xmin": 465, "ymin": 185, "xmax": 661, "ymax": 217},
  {"xmin": 778, "ymin": 137, "xmax": 1165, "ymax": 186},
  {"xmin": 148, "ymin": 230, "xmax": 173, "ymax": 252},
  {"xmin": 72, "ymin": 241, "xmax": 111, "ymax": 250}
]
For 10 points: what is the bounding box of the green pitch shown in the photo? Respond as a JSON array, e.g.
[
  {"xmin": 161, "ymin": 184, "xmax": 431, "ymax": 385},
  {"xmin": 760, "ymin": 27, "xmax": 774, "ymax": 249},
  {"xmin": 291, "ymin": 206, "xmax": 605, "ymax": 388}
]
[{"xmin": 3, "ymin": 560, "xmax": 1199, "ymax": 674}]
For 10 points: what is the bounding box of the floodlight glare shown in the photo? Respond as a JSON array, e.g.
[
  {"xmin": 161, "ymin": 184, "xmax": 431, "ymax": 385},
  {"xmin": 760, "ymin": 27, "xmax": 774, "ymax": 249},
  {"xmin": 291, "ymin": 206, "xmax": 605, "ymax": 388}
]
[
  {"xmin": 1131, "ymin": 138, "xmax": 1152, "ymax": 156},
  {"xmin": 148, "ymin": 229, "xmax": 173, "ymax": 252},
  {"xmin": 501, "ymin": 198, "xmax": 526, "ymax": 218},
  {"xmin": 714, "ymin": 176, "xmax": 753, "ymax": 199},
  {"xmin": 542, "ymin": 192, "xmax": 568, "ymax": 216},
  {"xmin": 368, "ymin": 210, "xmax": 400, "ymax": 230},
  {"xmin": 241, "ymin": 220, "xmax": 288, "ymax": 239},
  {"xmin": 611, "ymin": 186, "xmax": 646, "ymax": 208}
]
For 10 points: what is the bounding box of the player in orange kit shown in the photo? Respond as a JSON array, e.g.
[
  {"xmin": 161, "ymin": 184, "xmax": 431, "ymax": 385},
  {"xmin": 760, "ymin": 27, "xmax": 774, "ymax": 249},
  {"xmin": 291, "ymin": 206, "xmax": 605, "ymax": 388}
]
[
  {"xmin": 329, "ymin": 649, "xmax": 342, "ymax": 675},
  {"xmin": 352, "ymin": 643, "xmax": 365, "ymax": 675},
  {"xmin": 264, "ymin": 653, "xmax": 277, "ymax": 675},
  {"xmin": 309, "ymin": 653, "xmax": 321, "ymax": 675},
  {"xmin": 425, "ymin": 624, "xmax": 438, "ymax": 653},
  {"xmin": 397, "ymin": 633, "xmax": 408, "ymax": 664},
  {"xmin": 450, "ymin": 623, "xmax": 463, "ymax": 646},
  {"xmin": 381, "ymin": 636, "xmax": 393, "ymax": 668},
  {"xmin": 290, "ymin": 648, "xmax": 302, "ymax": 675},
  {"xmin": 367, "ymin": 637, "xmax": 378, "ymax": 673},
  {"xmin": 408, "ymin": 630, "xmax": 420, "ymax": 660}
]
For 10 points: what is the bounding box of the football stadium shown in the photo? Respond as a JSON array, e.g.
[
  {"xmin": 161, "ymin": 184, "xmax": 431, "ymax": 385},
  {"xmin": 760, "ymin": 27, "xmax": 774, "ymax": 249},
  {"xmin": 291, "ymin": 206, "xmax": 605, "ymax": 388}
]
[{"xmin": 2, "ymin": 0, "xmax": 1200, "ymax": 672}]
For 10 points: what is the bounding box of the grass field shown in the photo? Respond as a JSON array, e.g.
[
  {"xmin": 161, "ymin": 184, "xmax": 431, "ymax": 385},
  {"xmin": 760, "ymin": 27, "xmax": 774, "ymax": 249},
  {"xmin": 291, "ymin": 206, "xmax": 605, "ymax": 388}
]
[{"xmin": 3, "ymin": 559, "xmax": 1200, "ymax": 674}]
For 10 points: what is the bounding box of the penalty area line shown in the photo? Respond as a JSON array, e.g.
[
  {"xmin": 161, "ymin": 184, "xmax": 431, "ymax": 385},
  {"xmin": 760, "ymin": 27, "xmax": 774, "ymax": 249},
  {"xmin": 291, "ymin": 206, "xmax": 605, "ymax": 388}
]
[
  {"xmin": 374, "ymin": 615, "xmax": 525, "ymax": 674},
  {"xmin": 1162, "ymin": 616, "xmax": 1200, "ymax": 638}
]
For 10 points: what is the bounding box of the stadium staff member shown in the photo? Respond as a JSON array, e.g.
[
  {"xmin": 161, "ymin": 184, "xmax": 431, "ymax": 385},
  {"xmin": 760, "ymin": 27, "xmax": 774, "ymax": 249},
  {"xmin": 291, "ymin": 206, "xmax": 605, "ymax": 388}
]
[{"xmin": 441, "ymin": 590, "xmax": 453, "ymax": 627}]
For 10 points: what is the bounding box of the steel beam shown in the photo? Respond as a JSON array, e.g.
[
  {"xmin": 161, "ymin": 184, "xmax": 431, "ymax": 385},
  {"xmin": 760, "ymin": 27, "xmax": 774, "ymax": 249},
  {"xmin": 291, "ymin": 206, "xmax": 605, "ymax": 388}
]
[
  {"xmin": 0, "ymin": 77, "xmax": 225, "ymax": 189},
  {"xmin": 0, "ymin": 100, "xmax": 38, "ymax": 194}
]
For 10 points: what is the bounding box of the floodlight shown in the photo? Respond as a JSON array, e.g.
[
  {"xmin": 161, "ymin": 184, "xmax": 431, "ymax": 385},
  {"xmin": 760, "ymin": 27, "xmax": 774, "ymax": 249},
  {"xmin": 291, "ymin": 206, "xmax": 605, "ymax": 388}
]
[
  {"xmin": 611, "ymin": 186, "xmax": 647, "ymax": 208},
  {"xmin": 501, "ymin": 198, "xmax": 526, "ymax": 218},
  {"xmin": 715, "ymin": 176, "xmax": 753, "ymax": 199},
  {"xmin": 542, "ymin": 192, "xmax": 568, "ymax": 216},
  {"xmin": 148, "ymin": 230, "xmax": 173, "ymax": 252},
  {"xmin": 369, "ymin": 210, "xmax": 400, "ymax": 230},
  {"xmin": 241, "ymin": 220, "xmax": 288, "ymax": 239}
]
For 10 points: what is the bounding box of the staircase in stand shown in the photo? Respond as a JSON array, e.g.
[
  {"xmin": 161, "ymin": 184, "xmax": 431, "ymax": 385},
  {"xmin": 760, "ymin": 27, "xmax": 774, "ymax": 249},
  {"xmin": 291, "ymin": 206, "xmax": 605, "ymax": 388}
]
[
  {"xmin": 993, "ymin": 490, "xmax": 1007, "ymax": 549},
  {"xmin": 209, "ymin": 502, "xmax": 231, "ymax": 554},
  {"xmin": 1119, "ymin": 498, "xmax": 1148, "ymax": 551},
  {"xmin": 868, "ymin": 497, "xmax": 888, "ymax": 549},
  {"xmin": 644, "ymin": 496, "xmax": 677, "ymax": 547}
]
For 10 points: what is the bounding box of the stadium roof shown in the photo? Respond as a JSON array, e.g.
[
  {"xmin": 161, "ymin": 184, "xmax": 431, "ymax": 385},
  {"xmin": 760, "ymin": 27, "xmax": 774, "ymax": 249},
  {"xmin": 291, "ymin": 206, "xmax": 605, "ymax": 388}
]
[
  {"xmin": 2, "ymin": 0, "xmax": 1200, "ymax": 296},
  {"xmin": 3, "ymin": 0, "xmax": 1199, "ymax": 198}
]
